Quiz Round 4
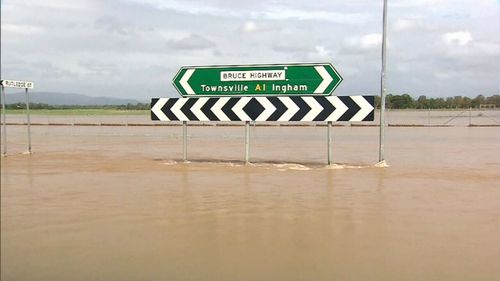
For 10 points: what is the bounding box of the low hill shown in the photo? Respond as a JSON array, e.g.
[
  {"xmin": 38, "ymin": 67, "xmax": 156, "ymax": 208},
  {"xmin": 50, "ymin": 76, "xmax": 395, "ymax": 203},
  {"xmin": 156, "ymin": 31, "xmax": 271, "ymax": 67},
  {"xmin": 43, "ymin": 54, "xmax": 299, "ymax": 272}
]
[{"xmin": 3, "ymin": 92, "xmax": 143, "ymax": 106}]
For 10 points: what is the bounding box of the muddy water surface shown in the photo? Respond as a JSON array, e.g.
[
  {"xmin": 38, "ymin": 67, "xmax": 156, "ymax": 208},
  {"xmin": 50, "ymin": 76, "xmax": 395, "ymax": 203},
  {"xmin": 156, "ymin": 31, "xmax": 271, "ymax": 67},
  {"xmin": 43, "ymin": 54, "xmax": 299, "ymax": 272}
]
[{"xmin": 1, "ymin": 125, "xmax": 499, "ymax": 281}]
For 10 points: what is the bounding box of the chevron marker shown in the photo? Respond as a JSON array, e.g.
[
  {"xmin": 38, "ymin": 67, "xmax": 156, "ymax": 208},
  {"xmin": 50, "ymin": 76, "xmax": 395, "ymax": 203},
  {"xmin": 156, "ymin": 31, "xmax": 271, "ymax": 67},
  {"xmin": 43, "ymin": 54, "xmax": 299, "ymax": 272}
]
[
  {"xmin": 350, "ymin": 96, "xmax": 374, "ymax": 121},
  {"xmin": 233, "ymin": 97, "xmax": 252, "ymax": 121},
  {"xmin": 171, "ymin": 98, "xmax": 189, "ymax": 121},
  {"xmin": 151, "ymin": 98, "xmax": 169, "ymax": 121},
  {"xmin": 212, "ymin": 97, "xmax": 231, "ymax": 121},
  {"xmin": 278, "ymin": 97, "xmax": 300, "ymax": 121},
  {"xmin": 326, "ymin": 96, "xmax": 348, "ymax": 121},
  {"xmin": 151, "ymin": 96, "xmax": 374, "ymax": 122},
  {"xmin": 255, "ymin": 97, "xmax": 276, "ymax": 121},
  {"xmin": 191, "ymin": 98, "xmax": 209, "ymax": 121},
  {"xmin": 301, "ymin": 96, "xmax": 323, "ymax": 121}
]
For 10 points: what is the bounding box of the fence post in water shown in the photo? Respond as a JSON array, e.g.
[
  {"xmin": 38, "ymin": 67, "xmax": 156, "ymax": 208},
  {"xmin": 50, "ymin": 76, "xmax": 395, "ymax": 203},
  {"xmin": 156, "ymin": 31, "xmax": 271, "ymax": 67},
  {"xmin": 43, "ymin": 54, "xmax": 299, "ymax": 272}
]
[
  {"xmin": 25, "ymin": 88, "xmax": 32, "ymax": 154},
  {"xmin": 182, "ymin": 121, "xmax": 187, "ymax": 161},
  {"xmin": 327, "ymin": 121, "xmax": 333, "ymax": 165},
  {"xmin": 428, "ymin": 108, "xmax": 431, "ymax": 126},
  {"xmin": 1, "ymin": 85, "xmax": 6, "ymax": 156},
  {"xmin": 245, "ymin": 121, "xmax": 250, "ymax": 164},
  {"xmin": 468, "ymin": 107, "xmax": 472, "ymax": 126}
]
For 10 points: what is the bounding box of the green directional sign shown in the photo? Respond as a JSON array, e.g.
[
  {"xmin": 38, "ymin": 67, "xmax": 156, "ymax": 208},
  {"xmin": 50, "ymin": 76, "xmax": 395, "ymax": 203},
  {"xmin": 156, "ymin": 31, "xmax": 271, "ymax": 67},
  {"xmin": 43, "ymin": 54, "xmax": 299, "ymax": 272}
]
[{"xmin": 172, "ymin": 63, "xmax": 342, "ymax": 97}]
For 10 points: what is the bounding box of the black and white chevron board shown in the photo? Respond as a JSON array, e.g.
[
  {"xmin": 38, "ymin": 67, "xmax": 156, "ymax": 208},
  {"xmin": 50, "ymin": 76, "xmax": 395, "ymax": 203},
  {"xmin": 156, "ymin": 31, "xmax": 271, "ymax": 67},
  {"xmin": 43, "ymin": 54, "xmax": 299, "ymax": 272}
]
[{"xmin": 151, "ymin": 96, "xmax": 374, "ymax": 122}]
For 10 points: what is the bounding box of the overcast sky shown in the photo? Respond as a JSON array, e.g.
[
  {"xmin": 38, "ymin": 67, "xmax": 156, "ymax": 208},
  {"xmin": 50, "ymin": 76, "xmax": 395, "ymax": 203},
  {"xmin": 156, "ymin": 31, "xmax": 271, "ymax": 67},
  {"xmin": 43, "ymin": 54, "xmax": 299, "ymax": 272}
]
[{"xmin": 1, "ymin": 0, "xmax": 499, "ymax": 100}]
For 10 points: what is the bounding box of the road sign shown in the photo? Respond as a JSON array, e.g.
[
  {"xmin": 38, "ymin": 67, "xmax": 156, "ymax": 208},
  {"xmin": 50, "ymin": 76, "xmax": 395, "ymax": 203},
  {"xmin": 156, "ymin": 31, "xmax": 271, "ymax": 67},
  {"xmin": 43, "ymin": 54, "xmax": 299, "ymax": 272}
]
[
  {"xmin": 1, "ymin": 79, "xmax": 34, "ymax": 89},
  {"xmin": 172, "ymin": 63, "xmax": 342, "ymax": 97},
  {"xmin": 151, "ymin": 96, "xmax": 374, "ymax": 122}
]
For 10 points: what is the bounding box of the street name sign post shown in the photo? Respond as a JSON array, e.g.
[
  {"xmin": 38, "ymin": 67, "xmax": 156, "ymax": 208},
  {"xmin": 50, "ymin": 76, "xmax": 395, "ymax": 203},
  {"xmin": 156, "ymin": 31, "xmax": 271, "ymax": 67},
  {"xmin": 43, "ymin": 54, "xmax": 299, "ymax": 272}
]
[
  {"xmin": 1, "ymin": 79, "xmax": 35, "ymax": 155},
  {"xmin": 172, "ymin": 63, "xmax": 342, "ymax": 97}
]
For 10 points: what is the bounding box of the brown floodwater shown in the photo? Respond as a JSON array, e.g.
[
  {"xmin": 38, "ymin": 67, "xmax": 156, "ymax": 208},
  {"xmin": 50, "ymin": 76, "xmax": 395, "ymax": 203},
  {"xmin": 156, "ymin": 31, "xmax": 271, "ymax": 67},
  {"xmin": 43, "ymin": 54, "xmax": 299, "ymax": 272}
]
[{"xmin": 1, "ymin": 123, "xmax": 499, "ymax": 281}]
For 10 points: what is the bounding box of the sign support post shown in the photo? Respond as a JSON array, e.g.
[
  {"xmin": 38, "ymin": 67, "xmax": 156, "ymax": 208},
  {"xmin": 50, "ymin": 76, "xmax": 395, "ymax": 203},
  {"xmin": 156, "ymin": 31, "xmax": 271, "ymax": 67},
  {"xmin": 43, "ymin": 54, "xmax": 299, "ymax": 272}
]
[
  {"xmin": 327, "ymin": 121, "xmax": 332, "ymax": 165},
  {"xmin": 1, "ymin": 85, "xmax": 6, "ymax": 156},
  {"xmin": 378, "ymin": 0, "xmax": 388, "ymax": 164},
  {"xmin": 182, "ymin": 121, "xmax": 187, "ymax": 162},
  {"xmin": 25, "ymin": 88, "xmax": 32, "ymax": 153},
  {"xmin": 245, "ymin": 121, "xmax": 250, "ymax": 164}
]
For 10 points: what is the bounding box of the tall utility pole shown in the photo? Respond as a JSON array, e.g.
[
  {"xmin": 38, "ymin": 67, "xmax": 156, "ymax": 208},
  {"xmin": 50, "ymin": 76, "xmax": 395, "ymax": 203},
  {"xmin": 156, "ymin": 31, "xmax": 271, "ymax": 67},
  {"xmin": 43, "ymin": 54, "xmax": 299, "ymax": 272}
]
[
  {"xmin": 379, "ymin": 0, "xmax": 388, "ymax": 163},
  {"xmin": 1, "ymin": 85, "xmax": 6, "ymax": 156}
]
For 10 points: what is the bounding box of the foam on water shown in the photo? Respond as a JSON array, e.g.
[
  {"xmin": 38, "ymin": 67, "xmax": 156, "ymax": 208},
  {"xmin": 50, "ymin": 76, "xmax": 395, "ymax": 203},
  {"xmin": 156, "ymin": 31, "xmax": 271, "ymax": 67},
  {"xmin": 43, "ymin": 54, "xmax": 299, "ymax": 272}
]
[
  {"xmin": 323, "ymin": 163, "xmax": 370, "ymax": 169},
  {"xmin": 374, "ymin": 160, "xmax": 390, "ymax": 168},
  {"xmin": 159, "ymin": 160, "xmax": 314, "ymax": 170},
  {"xmin": 158, "ymin": 158, "xmax": 387, "ymax": 171},
  {"xmin": 161, "ymin": 160, "xmax": 178, "ymax": 165},
  {"xmin": 266, "ymin": 163, "xmax": 312, "ymax": 171}
]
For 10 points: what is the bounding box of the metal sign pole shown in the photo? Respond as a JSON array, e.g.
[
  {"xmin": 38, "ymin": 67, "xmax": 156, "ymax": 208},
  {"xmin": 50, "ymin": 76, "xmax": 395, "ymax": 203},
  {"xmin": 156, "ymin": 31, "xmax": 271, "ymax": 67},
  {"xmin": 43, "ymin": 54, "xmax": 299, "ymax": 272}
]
[
  {"xmin": 327, "ymin": 121, "xmax": 332, "ymax": 165},
  {"xmin": 26, "ymin": 88, "xmax": 32, "ymax": 153},
  {"xmin": 378, "ymin": 0, "xmax": 388, "ymax": 164},
  {"xmin": 182, "ymin": 121, "xmax": 187, "ymax": 161},
  {"xmin": 1, "ymin": 85, "xmax": 6, "ymax": 156},
  {"xmin": 245, "ymin": 121, "xmax": 250, "ymax": 164}
]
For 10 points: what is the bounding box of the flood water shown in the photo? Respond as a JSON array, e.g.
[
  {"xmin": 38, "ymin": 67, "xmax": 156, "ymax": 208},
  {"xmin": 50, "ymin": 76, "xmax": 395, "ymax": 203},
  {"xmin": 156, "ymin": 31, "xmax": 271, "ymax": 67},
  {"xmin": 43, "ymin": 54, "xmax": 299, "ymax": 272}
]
[{"xmin": 1, "ymin": 123, "xmax": 499, "ymax": 280}]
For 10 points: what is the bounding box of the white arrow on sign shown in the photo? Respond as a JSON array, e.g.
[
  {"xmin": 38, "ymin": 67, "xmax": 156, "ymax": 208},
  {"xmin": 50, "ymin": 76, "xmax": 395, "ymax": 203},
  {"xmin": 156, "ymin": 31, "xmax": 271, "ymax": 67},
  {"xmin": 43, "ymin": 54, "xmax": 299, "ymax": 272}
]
[
  {"xmin": 277, "ymin": 97, "xmax": 300, "ymax": 122},
  {"xmin": 351, "ymin": 96, "xmax": 374, "ymax": 121},
  {"xmin": 313, "ymin": 66, "xmax": 333, "ymax": 94},
  {"xmin": 302, "ymin": 96, "xmax": 323, "ymax": 121},
  {"xmin": 212, "ymin": 97, "xmax": 231, "ymax": 121},
  {"xmin": 325, "ymin": 96, "xmax": 348, "ymax": 121},
  {"xmin": 180, "ymin": 69, "xmax": 195, "ymax": 95},
  {"xmin": 171, "ymin": 97, "xmax": 189, "ymax": 120},
  {"xmin": 191, "ymin": 98, "xmax": 209, "ymax": 121},
  {"xmin": 151, "ymin": 98, "xmax": 169, "ymax": 121},
  {"xmin": 255, "ymin": 97, "xmax": 276, "ymax": 121},
  {"xmin": 233, "ymin": 97, "xmax": 252, "ymax": 121}
]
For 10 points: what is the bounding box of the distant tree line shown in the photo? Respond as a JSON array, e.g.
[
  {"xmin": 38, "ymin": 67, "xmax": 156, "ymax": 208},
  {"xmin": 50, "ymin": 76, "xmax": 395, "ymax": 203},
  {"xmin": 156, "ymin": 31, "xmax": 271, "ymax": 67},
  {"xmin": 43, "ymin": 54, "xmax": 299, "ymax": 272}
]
[
  {"xmin": 374, "ymin": 94, "xmax": 500, "ymax": 109},
  {"xmin": 4, "ymin": 102, "xmax": 150, "ymax": 110},
  {"xmin": 3, "ymin": 95, "xmax": 500, "ymax": 110}
]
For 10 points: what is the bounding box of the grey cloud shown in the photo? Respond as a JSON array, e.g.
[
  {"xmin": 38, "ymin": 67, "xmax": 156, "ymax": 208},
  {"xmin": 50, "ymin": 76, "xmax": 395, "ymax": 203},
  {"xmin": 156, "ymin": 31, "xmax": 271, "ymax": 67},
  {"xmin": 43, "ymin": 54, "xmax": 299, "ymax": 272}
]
[
  {"xmin": 165, "ymin": 34, "xmax": 216, "ymax": 50},
  {"xmin": 29, "ymin": 61, "xmax": 78, "ymax": 80},
  {"xmin": 272, "ymin": 41, "xmax": 314, "ymax": 54},
  {"xmin": 79, "ymin": 61, "xmax": 120, "ymax": 76},
  {"xmin": 95, "ymin": 16, "xmax": 153, "ymax": 37}
]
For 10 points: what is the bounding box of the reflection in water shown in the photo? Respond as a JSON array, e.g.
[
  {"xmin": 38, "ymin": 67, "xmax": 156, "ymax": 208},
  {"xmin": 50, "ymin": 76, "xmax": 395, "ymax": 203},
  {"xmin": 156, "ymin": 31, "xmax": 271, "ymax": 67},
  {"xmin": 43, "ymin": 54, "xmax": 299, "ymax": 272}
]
[{"xmin": 1, "ymin": 126, "xmax": 499, "ymax": 281}]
